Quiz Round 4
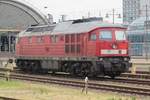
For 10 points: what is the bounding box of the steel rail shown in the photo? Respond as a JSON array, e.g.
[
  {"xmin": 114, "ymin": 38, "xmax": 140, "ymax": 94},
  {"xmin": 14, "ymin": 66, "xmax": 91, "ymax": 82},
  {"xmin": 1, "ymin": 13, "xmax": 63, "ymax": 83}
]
[
  {"xmin": 121, "ymin": 73, "xmax": 150, "ymax": 79},
  {"xmin": 0, "ymin": 73, "xmax": 150, "ymax": 96}
]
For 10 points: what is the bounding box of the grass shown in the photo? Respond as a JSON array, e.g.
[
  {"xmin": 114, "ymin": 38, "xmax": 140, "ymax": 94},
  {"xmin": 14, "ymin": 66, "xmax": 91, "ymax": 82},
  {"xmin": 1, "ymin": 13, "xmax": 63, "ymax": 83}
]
[
  {"xmin": 0, "ymin": 79, "xmax": 149, "ymax": 100},
  {"xmin": 0, "ymin": 80, "xmax": 25, "ymax": 89}
]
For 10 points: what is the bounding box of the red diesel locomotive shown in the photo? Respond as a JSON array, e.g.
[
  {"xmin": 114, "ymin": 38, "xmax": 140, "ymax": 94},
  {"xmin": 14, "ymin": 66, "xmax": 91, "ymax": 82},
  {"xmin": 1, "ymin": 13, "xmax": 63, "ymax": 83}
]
[{"xmin": 16, "ymin": 18, "xmax": 131, "ymax": 78}]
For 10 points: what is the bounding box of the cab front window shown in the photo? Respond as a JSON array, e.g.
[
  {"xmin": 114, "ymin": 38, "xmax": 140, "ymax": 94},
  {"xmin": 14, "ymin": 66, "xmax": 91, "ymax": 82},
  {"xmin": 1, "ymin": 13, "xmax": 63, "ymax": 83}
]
[
  {"xmin": 115, "ymin": 31, "xmax": 126, "ymax": 40},
  {"xmin": 99, "ymin": 31, "xmax": 112, "ymax": 40}
]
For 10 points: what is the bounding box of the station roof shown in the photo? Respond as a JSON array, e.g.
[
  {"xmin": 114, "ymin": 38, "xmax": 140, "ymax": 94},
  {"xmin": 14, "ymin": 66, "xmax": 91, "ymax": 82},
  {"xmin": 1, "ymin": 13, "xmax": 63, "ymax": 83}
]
[
  {"xmin": 0, "ymin": 0, "xmax": 48, "ymax": 31},
  {"xmin": 127, "ymin": 17, "xmax": 150, "ymax": 35},
  {"xmin": 128, "ymin": 17, "xmax": 150, "ymax": 31}
]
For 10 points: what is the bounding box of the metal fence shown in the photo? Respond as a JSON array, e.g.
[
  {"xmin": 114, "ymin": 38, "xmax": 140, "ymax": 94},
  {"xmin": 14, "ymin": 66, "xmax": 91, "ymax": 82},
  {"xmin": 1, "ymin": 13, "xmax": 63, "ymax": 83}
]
[{"xmin": 129, "ymin": 43, "xmax": 150, "ymax": 59}]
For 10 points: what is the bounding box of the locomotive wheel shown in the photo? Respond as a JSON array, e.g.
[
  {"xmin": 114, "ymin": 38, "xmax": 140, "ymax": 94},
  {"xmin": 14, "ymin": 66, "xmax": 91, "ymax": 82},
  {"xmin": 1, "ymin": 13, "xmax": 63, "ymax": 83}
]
[
  {"xmin": 40, "ymin": 70, "xmax": 49, "ymax": 74},
  {"xmin": 116, "ymin": 71, "xmax": 121, "ymax": 76},
  {"xmin": 69, "ymin": 65, "xmax": 75, "ymax": 76},
  {"xmin": 74, "ymin": 66, "xmax": 81, "ymax": 75},
  {"xmin": 109, "ymin": 73, "xmax": 115, "ymax": 79},
  {"xmin": 17, "ymin": 61, "xmax": 25, "ymax": 71},
  {"xmin": 28, "ymin": 62, "xmax": 34, "ymax": 73},
  {"xmin": 108, "ymin": 71, "xmax": 121, "ymax": 79},
  {"xmin": 80, "ymin": 63, "xmax": 91, "ymax": 77},
  {"xmin": 52, "ymin": 71, "xmax": 56, "ymax": 75},
  {"xmin": 109, "ymin": 67, "xmax": 121, "ymax": 78},
  {"xmin": 22, "ymin": 61, "xmax": 31, "ymax": 72},
  {"xmin": 69, "ymin": 63, "xmax": 80, "ymax": 76},
  {"xmin": 108, "ymin": 68, "xmax": 116, "ymax": 79},
  {"xmin": 32, "ymin": 63, "xmax": 39, "ymax": 74}
]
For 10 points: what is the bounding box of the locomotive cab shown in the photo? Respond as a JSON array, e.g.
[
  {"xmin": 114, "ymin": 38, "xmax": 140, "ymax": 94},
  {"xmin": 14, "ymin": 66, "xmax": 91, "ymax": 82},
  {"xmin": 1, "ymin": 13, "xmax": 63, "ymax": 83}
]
[
  {"xmin": 95, "ymin": 28, "xmax": 131, "ymax": 78},
  {"xmin": 98, "ymin": 29, "xmax": 128, "ymax": 56}
]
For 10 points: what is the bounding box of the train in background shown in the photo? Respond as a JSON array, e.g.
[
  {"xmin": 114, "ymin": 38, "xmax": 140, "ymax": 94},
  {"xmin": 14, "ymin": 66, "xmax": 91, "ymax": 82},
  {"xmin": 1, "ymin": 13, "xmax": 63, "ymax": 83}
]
[{"xmin": 15, "ymin": 18, "xmax": 132, "ymax": 78}]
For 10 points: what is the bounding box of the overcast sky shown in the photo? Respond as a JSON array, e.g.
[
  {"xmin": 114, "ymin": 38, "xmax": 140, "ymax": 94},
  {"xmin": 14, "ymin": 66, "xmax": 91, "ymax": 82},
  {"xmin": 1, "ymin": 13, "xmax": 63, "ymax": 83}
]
[{"xmin": 21, "ymin": 0, "xmax": 122, "ymax": 23}]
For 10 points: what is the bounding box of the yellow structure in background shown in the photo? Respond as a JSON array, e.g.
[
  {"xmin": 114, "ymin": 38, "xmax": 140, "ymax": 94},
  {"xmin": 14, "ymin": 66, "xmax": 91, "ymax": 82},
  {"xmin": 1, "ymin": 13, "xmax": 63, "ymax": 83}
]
[
  {"xmin": 131, "ymin": 59, "xmax": 150, "ymax": 74},
  {"xmin": 131, "ymin": 63, "xmax": 136, "ymax": 74}
]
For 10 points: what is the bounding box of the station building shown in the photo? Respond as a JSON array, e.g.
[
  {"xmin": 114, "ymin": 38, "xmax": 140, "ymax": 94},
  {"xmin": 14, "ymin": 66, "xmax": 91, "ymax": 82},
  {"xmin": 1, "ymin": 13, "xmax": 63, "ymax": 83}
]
[
  {"xmin": 127, "ymin": 17, "xmax": 150, "ymax": 59},
  {"xmin": 123, "ymin": 0, "xmax": 150, "ymax": 24},
  {"xmin": 0, "ymin": 0, "xmax": 48, "ymax": 55}
]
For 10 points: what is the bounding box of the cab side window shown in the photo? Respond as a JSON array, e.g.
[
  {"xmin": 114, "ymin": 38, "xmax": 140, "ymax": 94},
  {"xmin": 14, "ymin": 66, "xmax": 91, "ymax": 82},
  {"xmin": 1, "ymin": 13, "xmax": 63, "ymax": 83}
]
[
  {"xmin": 60, "ymin": 35, "xmax": 64, "ymax": 41},
  {"xmin": 28, "ymin": 37, "xmax": 32, "ymax": 43},
  {"xmin": 16, "ymin": 37, "xmax": 21, "ymax": 44},
  {"xmin": 89, "ymin": 33, "xmax": 96, "ymax": 41},
  {"xmin": 37, "ymin": 36, "xmax": 44, "ymax": 43},
  {"xmin": 51, "ymin": 35, "xmax": 58, "ymax": 43}
]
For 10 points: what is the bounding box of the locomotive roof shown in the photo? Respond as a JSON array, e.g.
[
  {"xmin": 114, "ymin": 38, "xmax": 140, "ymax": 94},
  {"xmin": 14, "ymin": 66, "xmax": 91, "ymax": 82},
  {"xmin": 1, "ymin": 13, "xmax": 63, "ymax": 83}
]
[
  {"xmin": 52, "ymin": 21, "xmax": 124, "ymax": 34},
  {"xmin": 18, "ymin": 20, "xmax": 125, "ymax": 37}
]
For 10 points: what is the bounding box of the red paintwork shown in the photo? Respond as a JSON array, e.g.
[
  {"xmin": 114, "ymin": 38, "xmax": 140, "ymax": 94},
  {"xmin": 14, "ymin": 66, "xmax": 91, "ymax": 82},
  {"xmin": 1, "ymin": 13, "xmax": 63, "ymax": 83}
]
[{"xmin": 16, "ymin": 27, "xmax": 129, "ymax": 58}]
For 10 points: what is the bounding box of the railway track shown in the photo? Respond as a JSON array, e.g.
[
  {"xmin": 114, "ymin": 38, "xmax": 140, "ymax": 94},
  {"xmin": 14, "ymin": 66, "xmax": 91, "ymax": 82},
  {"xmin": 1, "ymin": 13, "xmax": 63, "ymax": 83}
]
[
  {"xmin": 1, "ymin": 69, "xmax": 150, "ymax": 86},
  {"xmin": 0, "ymin": 96, "xmax": 19, "ymax": 100},
  {"xmin": 12, "ymin": 67, "xmax": 150, "ymax": 80},
  {"xmin": 38, "ymin": 72, "xmax": 150, "ymax": 86},
  {"xmin": 98, "ymin": 77, "xmax": 150, "ymax": 86},
  {"xmin": 121, "ymin": 73, "xmax": 150, "ymax": 79},
  {"xmin": 0, "ymin": 72, "xmax": 150, "ymax": 96},
  {"xmin": 127, "ymin": 71, "xmax": 150, "ymax": 74}
]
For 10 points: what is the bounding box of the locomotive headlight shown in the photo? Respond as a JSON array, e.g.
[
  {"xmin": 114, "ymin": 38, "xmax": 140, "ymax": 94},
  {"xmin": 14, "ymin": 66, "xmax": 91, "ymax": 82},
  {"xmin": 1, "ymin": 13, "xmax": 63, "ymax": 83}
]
[
  {"xmin": 112, "ymin": 44, "xmax": 117, "ymax": 49},
  {"xmin": 99, "ymin": 58, "xmax": 103, "ymax": 61},
  {"xmin": 124, "ymin": 57, "xmax": 129, "ymax": 61}
]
